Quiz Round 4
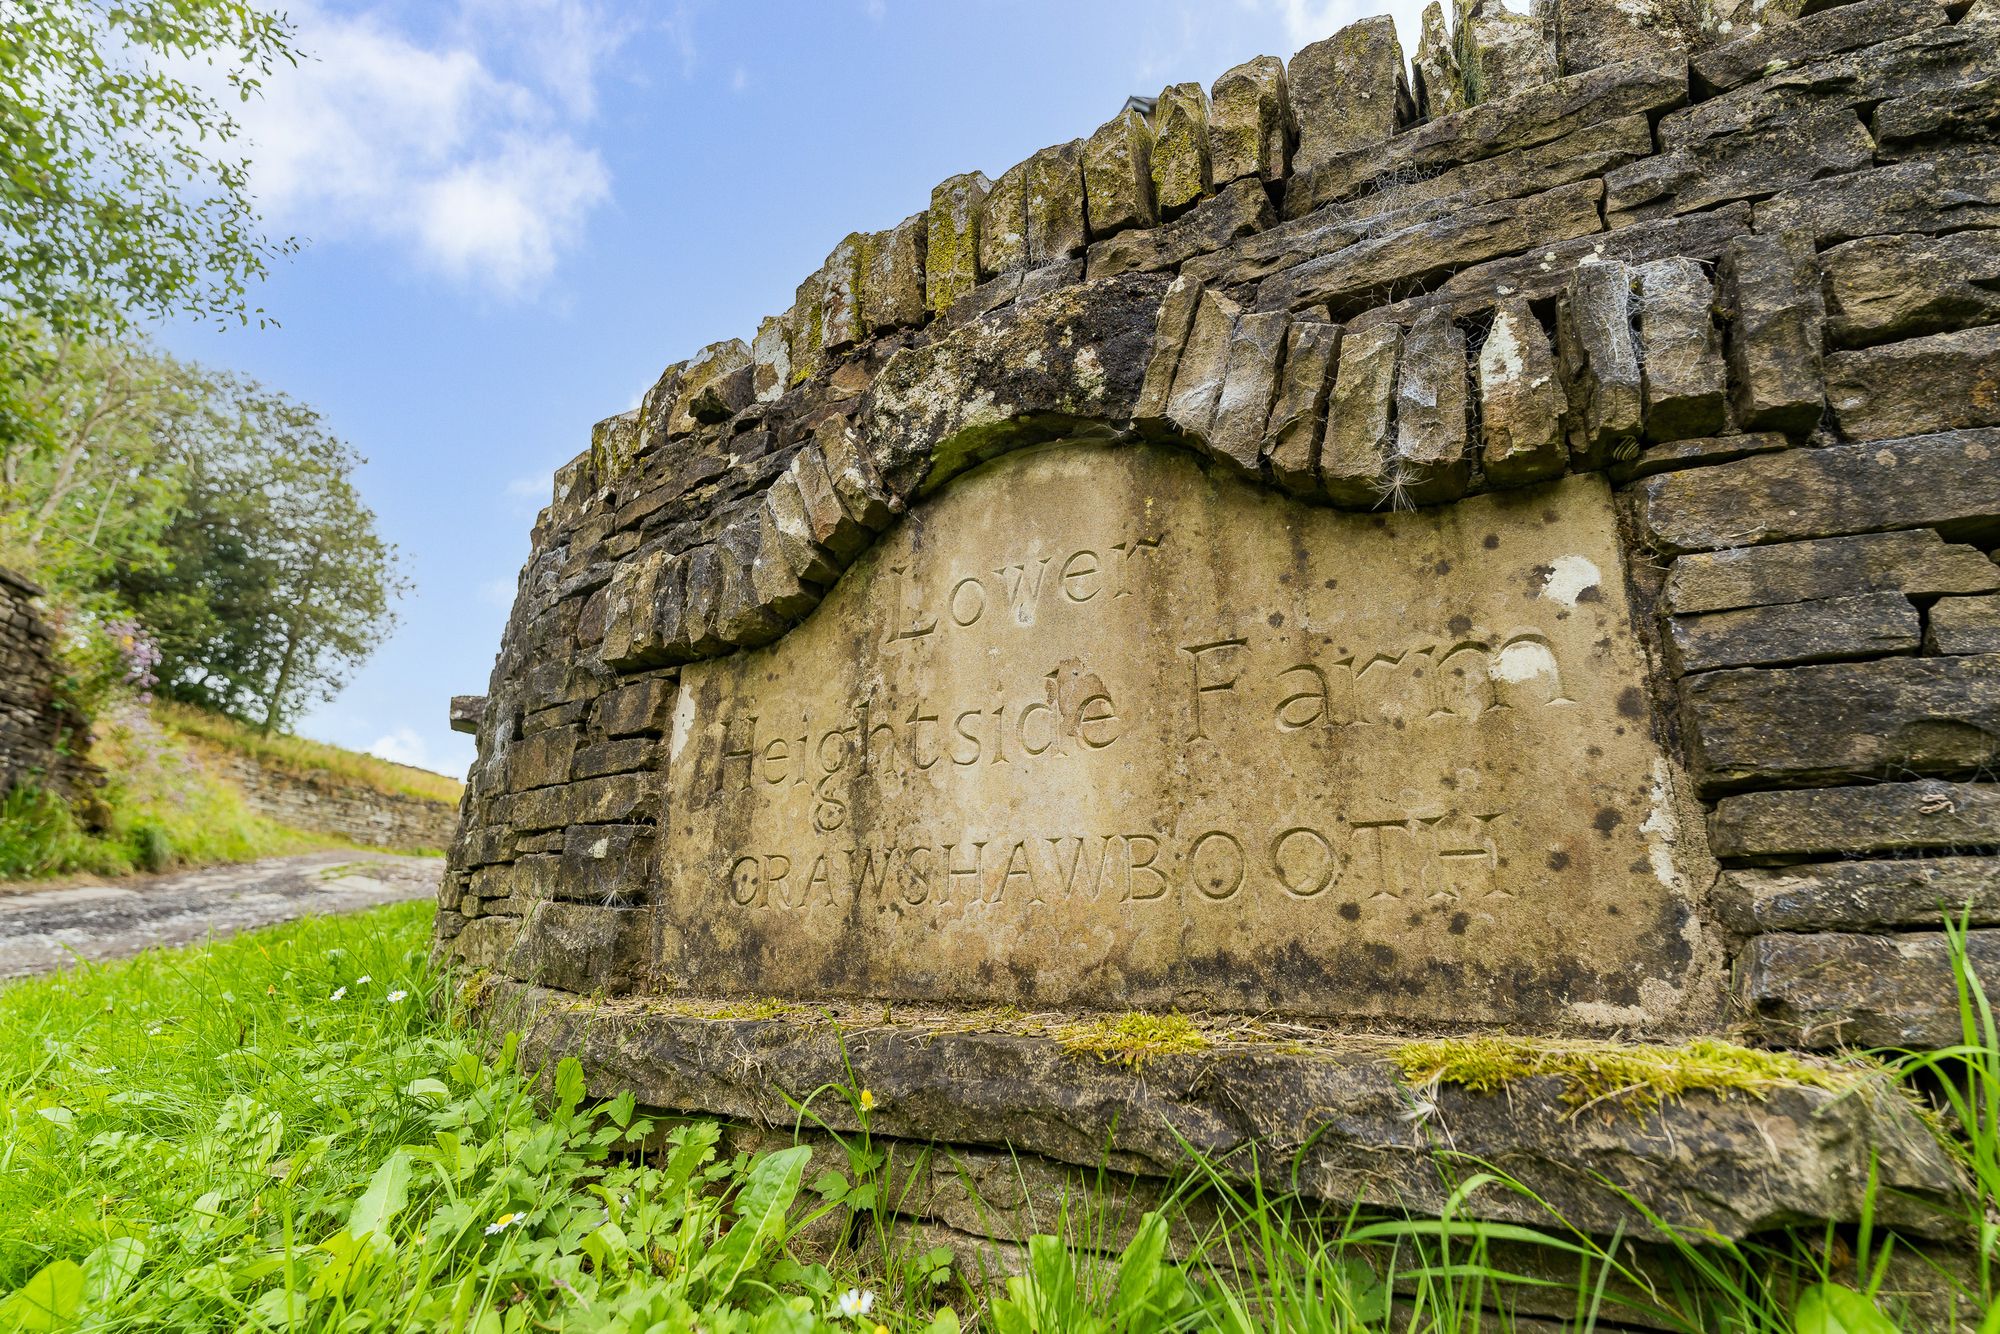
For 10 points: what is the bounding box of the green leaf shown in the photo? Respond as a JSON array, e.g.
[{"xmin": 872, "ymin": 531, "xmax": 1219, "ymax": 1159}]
[
  {"xmin": 1113, "ymin": 1212, "xmax": 1169, "ymax": 1326},
  {"xmin": 8, "ymin": 1259, "xmax": 84, "ymax": 1331},
  {"xmin": 923, "ymin": 1310, "xmax": 962, "ymax": 1334},
  {"xmin": 345, "ymin": 1150, "xmax": 411, "ymax": 1243},
  {"xmin": 553, "ymin": 1056, "xmax": 586, "ymax": 1116},
  {"xmin": 1793, "ymin": 1282, "xmax": 1901, "ymax": 1334},
  {"xmin": 80, "ymin": 1237, "xmax": 145, "ymax": 1306},
  {"xmin": 403, "ymin": 1077, "xmax": 449, "ymax": 1102},
  {"xmin": 705, "ymin": 1145, "xmax": 811, "ymax": 1298}
]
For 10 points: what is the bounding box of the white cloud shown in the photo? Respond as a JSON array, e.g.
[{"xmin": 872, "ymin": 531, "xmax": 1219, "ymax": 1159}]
[
  {"xmin": 235, "ymin": 1, "xmax": 621, "ymax": 296},
  {"xmin": 369, "ymin": 726, "xmax": 433, "ymax": 768}
]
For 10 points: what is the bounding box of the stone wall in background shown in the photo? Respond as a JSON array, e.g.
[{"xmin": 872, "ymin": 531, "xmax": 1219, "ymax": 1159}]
[
  {"xmin": 0, "ymin": 567, "xmax": 95, "ymax": 803},
  {"xmin": 213, "ymin": 753, "xmax": 460, "ymax": 852},
  {"xmin": 438, "ymin": 0, "xmax": 2000, "ymax": 1271}
]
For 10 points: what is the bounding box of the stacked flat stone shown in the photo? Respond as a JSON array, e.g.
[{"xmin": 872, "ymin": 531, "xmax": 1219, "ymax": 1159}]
[
  {"xmin": 0, "ymin": 568, "xmax": 98, "ymax": 803},
  {"xmin": 435, "ymin": 0, "xmax": 2000, "ymax": 1278}
]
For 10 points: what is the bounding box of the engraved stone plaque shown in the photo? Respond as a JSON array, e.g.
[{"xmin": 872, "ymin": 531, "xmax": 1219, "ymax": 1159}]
[{"xmin": 664, "ymin": 441, "xmax": 1708, "ymax": 1028}]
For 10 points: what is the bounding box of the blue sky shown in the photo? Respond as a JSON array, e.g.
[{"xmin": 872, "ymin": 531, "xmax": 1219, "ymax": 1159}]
[{"xmin": 158, "ymin": 0, "xmax": 1429, "ymax": 778}]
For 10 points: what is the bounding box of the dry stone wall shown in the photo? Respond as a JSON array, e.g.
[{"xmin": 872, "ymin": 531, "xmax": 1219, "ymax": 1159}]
[
  {"xmin": 210, "ymin": 753, "xmax": 459, "ymax": 851},
  {"xmin": 442, "ymin": 0, "xmax": 2000, "ymax": 1254},
  {"xmin": 0, "ymin": 568, "xmax": 95, "ymax": 803}
]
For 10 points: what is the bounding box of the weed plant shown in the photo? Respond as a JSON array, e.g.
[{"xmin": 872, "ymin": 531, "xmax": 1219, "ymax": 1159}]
[{"xmin": 1, "ymin": 902, "xmax": 1995, "ymax": 1331}]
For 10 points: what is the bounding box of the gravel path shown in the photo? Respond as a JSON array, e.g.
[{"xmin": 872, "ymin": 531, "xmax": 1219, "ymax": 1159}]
[{"xmin": 0, "ymin": 852, "xmax": 438, "ymax": 978}]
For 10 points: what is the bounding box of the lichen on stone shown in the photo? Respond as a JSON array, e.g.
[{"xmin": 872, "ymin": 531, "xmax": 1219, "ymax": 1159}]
[
  {"xmin": 1394, "ymin": 1034, "xmax": 1867, "ymax": 1110},
  {"xmin": 1057, "ymin": 1011, "xmax": 1212, "ymax": 1069}
]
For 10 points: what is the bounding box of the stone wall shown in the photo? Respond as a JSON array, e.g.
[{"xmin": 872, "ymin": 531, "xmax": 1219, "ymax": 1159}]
[
  {"xmin": 440, "ymin": 0, "xmax": 2000, "ymax": 1264},
  {"xmin": 214, "ymin": 753, "xmax": 460, "ymax": 851},
  {"xmin": 0, "ymin": 567, "xmax": 93, "ymax": 802}
]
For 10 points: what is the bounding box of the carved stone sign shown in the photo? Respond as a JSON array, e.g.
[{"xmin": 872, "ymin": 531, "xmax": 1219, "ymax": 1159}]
[{"xmin": 665, "ymin": 441, "xmax": 1706, "ymax": 1028}]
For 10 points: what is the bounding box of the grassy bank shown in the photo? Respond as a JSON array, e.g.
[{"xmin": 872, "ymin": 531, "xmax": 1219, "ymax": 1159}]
[
  {"xmin": 1, "ymin": 905, "xmax": 1994, "ymax": 1331},
  {"xmin": 0, "ymin": 701, "xmax": 339, "ymax": 880},
  {"xmin": 157, "ymin": 701, "xmax": 464, "ymax": 806},
  {"xmin": 0, "ymin": 701, "xmax": 460, "ymax": 882}
]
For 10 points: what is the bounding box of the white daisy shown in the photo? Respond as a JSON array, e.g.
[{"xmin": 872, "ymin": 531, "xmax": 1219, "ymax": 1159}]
[
  {"xmin": 329, "ymin": 986, "xmax": 347, "ymax": 1001},
  {"xmin": 387, "ymin": 990, "xmax": 408, "ymax": 1003},
  {"xmin": 834, "ymin": 1289, "xmax": 875, "ymax": 1318},
  {"xmin": 484, "ymin": 1211, "xmax": 523, "ymax": 1235}
]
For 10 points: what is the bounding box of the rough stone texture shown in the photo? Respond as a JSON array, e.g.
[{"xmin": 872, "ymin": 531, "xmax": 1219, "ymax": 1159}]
[
  {"xmin": 977, "ymin": 160, "xmax": 1030, "ymax": 280},
  {"xmin": 439, "ymin": 5, "xmax": 2000, "ymax": 1254},
  {"xmin": 449, "ymin": 695, "xmax": 485, "ymax": 735},
  {"xmin": 1691, "ymin": 0, "xmax": 1947, "ymax": 96},
  {"xmin": 1462, "ymin": 0, "xmax": 1557, "ymax": 101},
  {"xmin": 1668, "ymin": 593, "xmax": 1921, "ymax": 674},
  {"xmin": 665, "ymin": 340, "xmax": 751, "ymax": 439},
  {"xmin": 1391, "ymin": 307, "xmax": 1470, "ymax": 505},
  {"xmin": 1929, "ymin": 594, "xmax": 2000, "ymax": 656},
  {"xmin": 1285, "ymin": 58, "xmax": 1683, "ymax": 219},
  {"xmin": 927, "ymin": 172, "xmax": 990, "ymax": 315},
  {"xmin": 1478, "ymin": 299, "xmax": 1568, "ymax": 487},
  {"xmin": 1711, "ymin": 780, "xmax": 2000, "ymax": 860},
  {"xmin": 1722, "ymin": 856, "xmax": 2000, "ymax": 932},
  {"xmin": 0, "ymin": 567, "xmax": 95, "ymax": 803},
  {"xmin": 212, "ymin": 754, "xmax": 460, "ymax": 851},
  {"xmin": 1319, "ymin": 322, "xmax": 1400, "ymax": 507},
  {"xmin": 1263, "ymin": 320, "xmax": 1338, "ymax": 494},
  {"xmin": 492, "ymin": 983, "xmax": 1964, "ymax": 1240},
  {"xmin": 1716, "ymin": 231, "xmax": 1823, "ymax": 437},
  {"xmin": 1825, "ymin": 326, "xmax": 2000, "ymax": 442},
  {"xmin": 1549, "ymin": 0, "xmax": 1689, "ymax": 76},
  {"xmin": 1207, "ymin": 308, "xmax": 1288, "ymax": 476},
  {"xmin": 1288, "ymin": 17, "xmax": 1413, "ymax": 178},
  {"xmin": 1665, "ymin": 530, "xmax": 2000, "ymax": 615},
  {"xmin": 665, "ymin": 449, "xmax": 1706, "ymax": 1030},
  {"xmin": 1683, "ymin": 655, "xmax": 2000, "ymax": 792},
  {"xmin": 1635, "ymin": 258, "xmax": 1725, "ymax": 442},
  {"xmin": 1822, "ymin": 231, "xmax": 2000, "ymax": 349},
  {"xmin": 1024, "ymin": 141, "xmax": 1087, "ymax": 264},
  {"xmin": 1149, "ymin": 83, "xmax": 1212, "ymax": 220},
  {"xmin": 1412, "ymin": 2, "xmax": 1464, "ymax": 120},
  {"xmin": 1742, "ymin": 930, "xmax": 2000, "ymax": 1048},
  {"xmin": 1640, "ymin": 431, "xmax": 2000, "ymax": 555},
  {"xmin": 1082, "ymin": 110, "xmax": 1154, "ymax": 239},
  {"xmin": 1258, "ymin": 179, "xmax": 1605, "ymax": 318},
  {"xmin": 1085, "ymin": 179, "xmax": 1271, "ymax": 282},
  {"xmin": 1208, "ymin": 55, "xmax": 1291, "ymax": 186},
  {"xmin": 1161, "ymin": 288, "xmax": 1240, "ymax": 443},
  {"xmin": 1558, "ymin": 260, "xmax": 1643, "ymax": 468}
]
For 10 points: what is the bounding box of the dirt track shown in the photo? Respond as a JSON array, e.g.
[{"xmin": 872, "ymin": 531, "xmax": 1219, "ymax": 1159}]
[{"xmin": 0, "ymin": 852, "xmax": 437, "ymax": 978}]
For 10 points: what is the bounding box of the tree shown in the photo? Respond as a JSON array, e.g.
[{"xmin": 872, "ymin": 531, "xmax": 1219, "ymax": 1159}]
[
  {"xmin": 0, "ymin": 331, "xmax": 193, "ymax": 590},
  {"xmin": 113, "ymin": 377, "xmax": 411, "ymax": 732},
  {"xmin": 0, "ymin": 1, "xmax": 298, "ymax": 342}
]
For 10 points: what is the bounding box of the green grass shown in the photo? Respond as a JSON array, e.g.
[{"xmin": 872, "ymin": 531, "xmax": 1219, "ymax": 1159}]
[
  {"xmin": 156, "ymin": 701, "xmax": 464, "ymax": 806},
  {"xmin": 0, "ymin": 704, "xmax": 341, "ymax": 881},
  {"xmin": 1, "ymin": 905, "xmax": 1994, "ymax": 1332}
]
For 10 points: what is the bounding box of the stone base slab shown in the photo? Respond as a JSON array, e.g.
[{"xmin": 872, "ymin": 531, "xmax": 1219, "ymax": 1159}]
[{"xmin": 481, "ymin": 981, "xmax": 1968, "ymax": 1244}]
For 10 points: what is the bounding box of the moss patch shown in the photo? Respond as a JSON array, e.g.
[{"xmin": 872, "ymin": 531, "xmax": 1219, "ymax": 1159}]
[
  {"xmin": 1058, "ymin": 1011, "xmax": 1211, "ymax": 1070},
  {"xmin": 1395, "ymin": 1035, "xmax": 1865, "ymax": 1111}
]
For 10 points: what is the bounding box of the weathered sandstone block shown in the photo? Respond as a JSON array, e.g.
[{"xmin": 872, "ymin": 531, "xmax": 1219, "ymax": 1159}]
[
  {"xmin": 1320, "ymin": 322, "xmax": 1400, "ymax": 507},
  {"xmin": 1558, "ymin": 261, "xmax": 1642, "ymax": 467},
  {"xmin": 1825, "ymin": 325, "xmax": 2000, "ymax": 442},
  {"xmin": 1742, "ymin": 930, "xmax": 2000, "ymax": 1048},
  {"xmin": 927, "ymin": 172, "xmax": 991, "ymax": 315},
  {"xmin": 1263, "ymin": 320, "xmax": 1339, "ymax": 495},
  {"xmin": 1929, "ymin": 594, "xmax": 2000, "ymax": 656},
  {"xmin": 1150, "ymin": 82, "xmax": 1212, "ymax": 219},
  {"xmin": 1668, "ymin": 593, "xmax": 1921, "ymax": 674},
  {"xmin": 1723, "ymin": 856, "xmax": 2000, "ymax": 932},
  {"xmin": 1082, "ymin": 110, "xmax": 1155, "ymax": 238},
  {"xmin": 1288, "ymin": 17, "xmax": 1413, "ymax": 178},
  {"xmin": 1665, "ymin": 530, "xmax": 2000, "ymax": 614},
  {"xmin": 662, "ymin": 446, "xmax": 1704, "ymax": 1028},
  {"xmin": 1635, "ymin": 258, "xmax": 1725, "ymax": 442},
  {"xmin": 1822, "ymin": 230, "xmax": 2000, "ymax": 349},
  {"xmin": 1207, "ymin": 308, "xmax": 1289, "ymax": 477},
  {"xmin": 1711, "ymin": 779, "xmax": 2000, "ymax": 859},
  {"xmin": 1208, "ymin": 55, "xmax": 1291, "ymax": 186},
  {"xmin": 1477, "ymin": 298, "xmax": 1568, "ymax": 487},
  {"xmin": 1391, "ymin": 307, "xmax": 1470, "ymax": 505}
]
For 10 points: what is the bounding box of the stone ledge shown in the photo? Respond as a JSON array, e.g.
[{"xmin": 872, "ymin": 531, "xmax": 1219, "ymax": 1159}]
[{"xmin": 481, "ymin": 981, "xmax": 1967, "ymax": 1243}]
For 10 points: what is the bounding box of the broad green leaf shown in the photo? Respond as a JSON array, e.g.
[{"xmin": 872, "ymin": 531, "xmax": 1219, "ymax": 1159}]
[
  {"xmin": 9, "ymin": 1259, "xmax": 84, "ymax": 1331},
  {"xmin": 345, "ymin": 1150, "xmax": 412, "ymax": 1242},
  {"xmin": 1793, "ymin": 1282, "xmax": 1901, "ymax": 1334},
  {"xmin": 1112, "ymin": 1212, "xmax": 1169, "ymax": 1325},
  {"xmin": 80, "ymin": 1237, "xmax": 145, "ymax": 1306},
  {"xmin": 705, "ymin": 1145, "xmax": 811, "ymax": 1297},
  {"xmin": 553, "ymin": 1056, "xmax": 586, "ymax": 1115},
  {"xmin": 403, "ymin": 1077, "xmax": 449, "ymax": 1102}
]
